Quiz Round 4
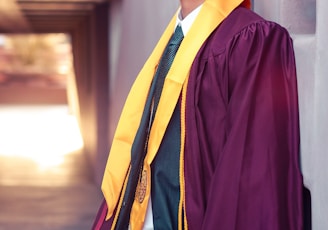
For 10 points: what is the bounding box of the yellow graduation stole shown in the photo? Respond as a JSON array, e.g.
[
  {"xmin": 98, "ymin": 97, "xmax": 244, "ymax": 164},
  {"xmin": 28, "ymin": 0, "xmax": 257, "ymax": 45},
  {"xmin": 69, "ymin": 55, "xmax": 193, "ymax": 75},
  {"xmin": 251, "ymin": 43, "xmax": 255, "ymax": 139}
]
[{"xmin": 101, "ymin": 0, "xmax": 247, "ymax": 228}]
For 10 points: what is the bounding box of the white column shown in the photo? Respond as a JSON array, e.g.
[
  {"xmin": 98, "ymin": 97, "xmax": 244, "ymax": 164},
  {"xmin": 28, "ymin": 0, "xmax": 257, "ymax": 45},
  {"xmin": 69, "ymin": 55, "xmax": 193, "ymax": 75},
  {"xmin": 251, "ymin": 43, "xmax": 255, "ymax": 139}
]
[{"xmin": 312, "ymin": 0, "xmax": 328, "ymax": 228}]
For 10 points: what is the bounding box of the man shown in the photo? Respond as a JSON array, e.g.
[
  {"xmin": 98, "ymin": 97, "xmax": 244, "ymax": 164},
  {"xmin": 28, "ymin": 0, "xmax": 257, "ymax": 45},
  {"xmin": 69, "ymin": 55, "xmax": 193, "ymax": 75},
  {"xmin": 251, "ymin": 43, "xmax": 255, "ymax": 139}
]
[{"xmin": 93, "ymin": 0, "xmax": 304, "ymax": 229}]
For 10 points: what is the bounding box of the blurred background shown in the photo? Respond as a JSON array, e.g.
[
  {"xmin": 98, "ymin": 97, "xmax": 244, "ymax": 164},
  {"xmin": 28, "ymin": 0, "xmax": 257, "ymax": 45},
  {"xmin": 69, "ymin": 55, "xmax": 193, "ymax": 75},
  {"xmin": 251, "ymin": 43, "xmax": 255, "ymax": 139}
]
[
  {"xmin": 0, "ymin": 34, "xmax": 71, "ymax": 104},
  {"xmin": 0, "ymin": 0, "xmax": 326, "ymax": 229},
  {"xmin": 0, "ymin": 31, "xmax": 103, "ymax": 229},
  {"xmin": 0, "ymin": 1, "xmax": 107, "ymax": 229}
]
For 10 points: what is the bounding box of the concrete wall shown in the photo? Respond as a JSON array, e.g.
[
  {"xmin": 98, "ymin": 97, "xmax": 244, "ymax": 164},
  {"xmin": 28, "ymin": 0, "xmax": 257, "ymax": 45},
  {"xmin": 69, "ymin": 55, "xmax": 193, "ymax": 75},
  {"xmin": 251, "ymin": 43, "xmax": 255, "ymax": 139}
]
[
  {"xmin": 104, "ymin": 0, "xmax": 328, "ymax": 229},
  {"xmin": 71, "ymin": 2, "xmax": 110, "ymax": 185}
]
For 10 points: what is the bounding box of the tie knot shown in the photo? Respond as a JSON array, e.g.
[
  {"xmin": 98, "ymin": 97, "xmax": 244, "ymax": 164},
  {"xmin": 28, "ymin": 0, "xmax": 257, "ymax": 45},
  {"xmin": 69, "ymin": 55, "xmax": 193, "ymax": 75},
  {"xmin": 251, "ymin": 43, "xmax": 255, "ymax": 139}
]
[{"xmin": 169, "ymin": 25, "xmax": 184, "ymax": 45}]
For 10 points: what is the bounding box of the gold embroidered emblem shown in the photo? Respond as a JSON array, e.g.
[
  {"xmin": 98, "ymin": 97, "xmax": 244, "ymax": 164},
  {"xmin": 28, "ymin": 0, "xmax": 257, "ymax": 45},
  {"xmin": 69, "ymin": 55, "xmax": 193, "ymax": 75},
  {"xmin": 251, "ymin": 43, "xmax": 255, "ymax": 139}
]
[{"xmin": 135, "ymin": 169, "xmax": 147, "ymax": 203}]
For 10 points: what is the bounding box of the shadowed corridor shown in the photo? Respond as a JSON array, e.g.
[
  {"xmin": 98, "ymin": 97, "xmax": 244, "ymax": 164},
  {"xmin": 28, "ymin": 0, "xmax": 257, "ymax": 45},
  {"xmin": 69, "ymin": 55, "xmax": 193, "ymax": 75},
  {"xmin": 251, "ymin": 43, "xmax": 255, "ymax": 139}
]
[{"xmin": 0, "ymin": 1, "xmax": 110, "ymax": 229}]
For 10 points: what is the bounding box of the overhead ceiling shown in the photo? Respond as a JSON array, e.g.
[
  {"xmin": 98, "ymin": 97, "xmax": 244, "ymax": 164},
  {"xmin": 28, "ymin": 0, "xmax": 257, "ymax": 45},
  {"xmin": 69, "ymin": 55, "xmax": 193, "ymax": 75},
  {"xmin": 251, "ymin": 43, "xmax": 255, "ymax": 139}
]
[{"xmin": 0, "ymin": 0, "xmax": 108, "ymax": 33}]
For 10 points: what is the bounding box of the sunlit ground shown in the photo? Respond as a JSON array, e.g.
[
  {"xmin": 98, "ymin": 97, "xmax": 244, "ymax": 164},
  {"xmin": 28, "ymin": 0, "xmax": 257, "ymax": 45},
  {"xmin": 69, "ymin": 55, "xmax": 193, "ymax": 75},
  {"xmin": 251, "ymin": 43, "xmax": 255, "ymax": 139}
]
[
  {"xmin": 0, "ymin": 105, "xmax": 102, "ymax": 230},
  {"xmin": 0, "ymin": 105, "xmax": 85, "ymax": 186}
]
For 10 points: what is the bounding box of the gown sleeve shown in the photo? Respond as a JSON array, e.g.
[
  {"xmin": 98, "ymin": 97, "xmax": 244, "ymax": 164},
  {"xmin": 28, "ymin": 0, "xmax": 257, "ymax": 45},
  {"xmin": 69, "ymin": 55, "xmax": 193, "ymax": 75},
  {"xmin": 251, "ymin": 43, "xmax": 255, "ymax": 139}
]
[{"xmin": 201, "ymin": 21, "xmax": 303, "ymax": 230}]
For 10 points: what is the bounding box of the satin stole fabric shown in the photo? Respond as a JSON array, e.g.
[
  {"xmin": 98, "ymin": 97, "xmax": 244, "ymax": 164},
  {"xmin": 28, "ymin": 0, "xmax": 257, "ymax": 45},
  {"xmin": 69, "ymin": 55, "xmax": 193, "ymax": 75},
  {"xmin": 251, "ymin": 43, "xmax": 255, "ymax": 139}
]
[{"xmin": 101, "ymin": 0, "xmax": 247, "ymax": 224}]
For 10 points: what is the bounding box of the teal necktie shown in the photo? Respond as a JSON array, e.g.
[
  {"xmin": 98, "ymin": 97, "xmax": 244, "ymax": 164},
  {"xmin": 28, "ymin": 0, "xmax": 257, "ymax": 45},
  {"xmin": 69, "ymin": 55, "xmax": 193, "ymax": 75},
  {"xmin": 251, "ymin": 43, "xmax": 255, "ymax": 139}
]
[
  {"xmin": 152, "ymin": 25, "xmax": 184, "ymax": 116},
  {"xmin": 114, "ymin": 25, "xmax": 184, "ymax": 230}
]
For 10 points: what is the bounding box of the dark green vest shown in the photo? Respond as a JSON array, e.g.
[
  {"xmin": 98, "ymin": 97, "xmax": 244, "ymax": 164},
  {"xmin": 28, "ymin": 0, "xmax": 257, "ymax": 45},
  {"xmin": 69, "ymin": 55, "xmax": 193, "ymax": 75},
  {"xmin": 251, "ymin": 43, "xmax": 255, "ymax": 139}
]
[{"xmin": 151, "ymin": 101, "xmax": 181, "ymax": 230}]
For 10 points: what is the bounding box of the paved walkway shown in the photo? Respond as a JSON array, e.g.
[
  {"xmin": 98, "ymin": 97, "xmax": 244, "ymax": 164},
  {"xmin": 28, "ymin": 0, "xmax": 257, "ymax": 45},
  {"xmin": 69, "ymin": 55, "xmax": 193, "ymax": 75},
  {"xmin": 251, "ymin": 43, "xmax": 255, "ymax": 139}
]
[{"xmin": 0, "ymin": 105, "xmax": 102, "ymax": 230}]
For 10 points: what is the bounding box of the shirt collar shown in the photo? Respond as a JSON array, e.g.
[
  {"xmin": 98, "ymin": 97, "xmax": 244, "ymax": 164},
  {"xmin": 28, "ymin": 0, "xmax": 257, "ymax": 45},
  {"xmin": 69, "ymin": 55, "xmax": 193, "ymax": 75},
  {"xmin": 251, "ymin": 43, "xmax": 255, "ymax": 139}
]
[{"xmin": 176, "ymin": 4, "xmax": 203, "ymax": 36}]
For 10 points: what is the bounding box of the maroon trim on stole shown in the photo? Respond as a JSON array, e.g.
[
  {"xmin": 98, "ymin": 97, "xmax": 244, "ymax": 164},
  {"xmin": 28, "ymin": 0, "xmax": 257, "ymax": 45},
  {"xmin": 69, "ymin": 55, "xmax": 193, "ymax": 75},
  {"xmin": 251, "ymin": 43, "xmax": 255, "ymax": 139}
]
[{"xmin": 91, "ymin": 199, "xmax": 114, "ymax": 230}]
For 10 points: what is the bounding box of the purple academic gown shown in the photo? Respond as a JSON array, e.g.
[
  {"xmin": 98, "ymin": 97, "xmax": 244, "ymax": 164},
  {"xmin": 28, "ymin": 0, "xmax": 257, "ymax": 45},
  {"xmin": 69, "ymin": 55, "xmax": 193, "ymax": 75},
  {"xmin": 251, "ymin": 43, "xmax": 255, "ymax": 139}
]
[
  {"xmin": 92, "ymin": 6, "xmax": 303, "ymax": 230},
  {"xmin": 183, "ymin": 6, "xmax": 303, "ymax": 230}
]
